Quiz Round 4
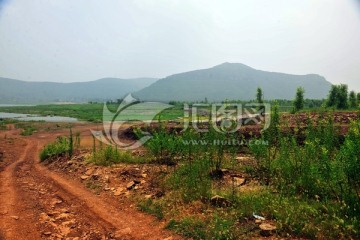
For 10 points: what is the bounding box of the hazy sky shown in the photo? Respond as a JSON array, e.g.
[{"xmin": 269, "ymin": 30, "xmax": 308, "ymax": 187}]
[{"xmin": 0, "ymin": 0, "xmax": 360, "ymax": 90}]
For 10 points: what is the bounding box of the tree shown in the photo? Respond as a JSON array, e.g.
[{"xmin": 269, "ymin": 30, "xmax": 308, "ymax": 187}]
[
  {"xmin": 327, "ymin": 85, "xmax": 339, "ymax": 108},
  {"xmin": 256, "ymin": 87, "xmax": 263, "ymax": 104},
  {"xmin": 349, "ymin": 91, "xmax": 357, "ymax": 108},
  {"xmin": 293, "ymin": 87, "xmax": 305, "ymax": 112},
  {"xmin": 326, "ymin": 84, "xmax": 349, "ymax": 109},
  {"xmin": 357, "ymin": 93, "xmax": 360, "ymax": 105},
  {"xmin": 337, "ymin": 84, "xmax": 348, "ymax": 109}
]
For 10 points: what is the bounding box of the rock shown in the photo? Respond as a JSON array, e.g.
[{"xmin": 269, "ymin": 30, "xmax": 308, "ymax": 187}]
[
  {"xmin": 85, "ymin": 168, "xmax": 95, "ymax": 176},
  {"xmin": 43, "ymin": 232, "xmax": 52, "ymax": 236},
  {"xmin": 80, "ymin": 175, "xmax": 89, "ymax": 180},
  {"xmin": 104, "ymin": 187, "xmax": 110, "ymax": 191},
  {"xmin": 113, "ymin": 187, "xmax": 125, "ymax": 196},
  {"xmin": 10, "ymin": 215, "xmax": 19, "ymax": 220},
  {"xmin": 141, "ymin": 173, "xmax": 147, "ymax": 178},
  {"xmin": 51, "ymin": 199, "xmax": 63, "ymax": 206},
  {"xmin": 126, "ymin": 181, "xmax": 136, "ymax": 190},
  {"xmin": 144, "ymin": 194, "xmax": 152, "ymax": 199},
  {"xmin": 104, "ymin": 175, "xmax": 110, "ymax": 183},
  {"xmin": 259, "ymin": 223, "xmax": 277, "ymax": 237},
  {"xmin": 209, "ymin": 169, "xmax": 224, "ymax": 179},
  {"xmin": 55, "ymin": 213, "xmax": 69, "ymax": 220},
  {"xmin": 233, "ymin": 177, "xmax": 246, "ymax": 186},
  {"xmin": 140, "ymin": 180, "xmax": 146, "ymax": 184},
  {"xmin": 39, "ymin": 212, "xmax": 50, "ymax": 222},
  {"xmin": 210, "ymin": 195, "xmax": 231, "ymax": 207},
  {"xmin": 62, "ymin": 208, "xmax": 70, "ymax": 213},
  {"xmin": 163, "ymin": 237, "xmax": 173, "ymax": 240},
  {"xmin": 115, "ymin": 227, "xmax": 132, "ymax": 237},
  {"xmin": 91, "ymin": 174, "xmax": 99, "ymax": 180},
  {"xmin": 255, "ymin": 219, "xmax": 262, "ymax": 224},
  {"xmin": 155, "ymin": 191, "xmax": 165, "ymax": 198}
]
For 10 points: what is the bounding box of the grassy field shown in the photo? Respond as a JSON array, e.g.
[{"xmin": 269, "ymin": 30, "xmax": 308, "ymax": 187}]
[
  {"xmin": 0, "ymin": 98, "xmax": 327, "ymax": 123},
  {"xmin": 0, "ymin": 103, "xmax": 184, "ymax": 122}
]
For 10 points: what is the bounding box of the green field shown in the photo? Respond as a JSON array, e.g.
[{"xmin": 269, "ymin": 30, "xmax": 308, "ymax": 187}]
[{"xmin": 0, "ymin": 103, "xmax": 184, "ymax": 122}]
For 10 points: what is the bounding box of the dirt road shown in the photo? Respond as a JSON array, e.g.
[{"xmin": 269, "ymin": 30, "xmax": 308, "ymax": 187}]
[{"xmin": 0, "ymin": 125, "xmax": 178, "ymax": 240}]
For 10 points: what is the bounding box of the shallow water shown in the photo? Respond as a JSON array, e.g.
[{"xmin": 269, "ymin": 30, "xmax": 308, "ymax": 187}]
[{"xmin": 0, "ymin": 112, "xmax": 78, "ymax": 122}]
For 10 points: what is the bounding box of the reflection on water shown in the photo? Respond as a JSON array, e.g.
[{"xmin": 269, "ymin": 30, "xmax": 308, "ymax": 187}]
[{"xmin": 0, "ymin": 112, "xmax": 78, "ymax": 122}]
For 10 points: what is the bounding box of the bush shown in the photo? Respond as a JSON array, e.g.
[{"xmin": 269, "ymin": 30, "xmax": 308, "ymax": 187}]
[
  {"xmin": 90, "ymin": 145, "xmax": 146, "ymax": 166},
  {"xmin": 40, "ymin": 136, "xmax": 69, "ymax": 161}
]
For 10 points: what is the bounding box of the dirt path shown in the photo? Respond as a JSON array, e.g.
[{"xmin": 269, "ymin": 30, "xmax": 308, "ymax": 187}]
[{"xmin": 0, "ymin": 126, "xmax": 179, "ymax": 240}]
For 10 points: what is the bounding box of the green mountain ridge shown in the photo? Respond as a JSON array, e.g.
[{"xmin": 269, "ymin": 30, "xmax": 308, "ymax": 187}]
[
  {"xmin": 0, "ymin": 77, "xmax": 158, "ymax": 104},
  {"xmin": 134, "ymin": 63, "xmax": 332, "ymax": 101},
  {"xmin": 0, "ymin": 63, "xmax": 333, "ymax": 104}
]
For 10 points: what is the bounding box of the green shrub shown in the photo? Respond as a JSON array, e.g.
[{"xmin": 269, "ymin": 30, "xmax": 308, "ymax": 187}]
[
  {"xmin": 166, "ymin": 217, "xmax": 207, "ymax": 240},
  {"xmin": 138, "ymin": 198, "xmax": 164, "ymax": 220},
  {"xmin": 167, "ymin": 157, "xmax": 212, "ymax": 202},
  {"xmin": 40, "ymin": 136, "xmax": 69, "ymax": 161},
  {"xmin": 90, "ymin": 145, "xmax": 147, "ymax": 166}
]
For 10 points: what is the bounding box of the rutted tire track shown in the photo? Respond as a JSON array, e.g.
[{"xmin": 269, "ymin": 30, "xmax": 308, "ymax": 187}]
[
  {"xmin": 0, "ymin": 128, "xmax": 179, "ymax": 240},
  {"xmin": 0, "ymin": 139, "xmax": 41, "ymax": 239}
]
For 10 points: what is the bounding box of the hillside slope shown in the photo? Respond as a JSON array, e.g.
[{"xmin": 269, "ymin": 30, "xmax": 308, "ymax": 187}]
[
  {"xmin": 0, "ymin": 77, "xmax": 157, "ymax": 104},
  {"xmin": 135, "ymin": 63, "xmax": 332, "ymax": 101}
]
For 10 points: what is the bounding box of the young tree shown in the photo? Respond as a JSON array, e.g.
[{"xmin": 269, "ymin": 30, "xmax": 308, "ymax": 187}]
[
  {"xmin": 337, "ymin": 84, "xmax": 348, "ymax": 109},
  {"xmin": 327, "ymin": 85, "xmax": 339, "ymax": 108},
  {"xmin": 256, "ymin": 87, "xmax": 263, "ymax": 104},
  {"xmin": 349, "ymin": 91, "xmax": 357, "ymax": 108},
  {"xmin": 293, "ymin": 87, "xmax": 305, "ymax": 112}
]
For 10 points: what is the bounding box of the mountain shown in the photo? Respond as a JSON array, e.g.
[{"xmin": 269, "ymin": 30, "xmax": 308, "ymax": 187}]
[
  {"xmin": 0, "ymin": 77, "xmax": 157, "ymax": 104},
  {"xmin": 135, "ymin": 63, "xmax": 332, "ymax": 102}
]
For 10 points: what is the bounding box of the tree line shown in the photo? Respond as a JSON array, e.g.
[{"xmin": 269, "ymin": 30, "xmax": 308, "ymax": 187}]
[{"xmin": 256, "ymin": 83, "xmax": 359, "ymax": 113}]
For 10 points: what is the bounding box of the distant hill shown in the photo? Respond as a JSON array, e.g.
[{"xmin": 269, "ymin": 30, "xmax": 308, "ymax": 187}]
[
  {"xmin": 135, "ymin": 63, "xmax": 332, "ymax": 102},
  {"xmin": 0, "ymin": 77, "xmax": 157, "ymax": 104}
]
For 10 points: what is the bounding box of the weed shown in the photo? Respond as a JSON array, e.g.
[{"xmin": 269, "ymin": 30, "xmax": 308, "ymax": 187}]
[
  {"xmin": 137, "ymin": 198, "xmax": 164, "ymax": 220},
  {"xmin": 89, "ymin": 145, "xmax": 147, "ymax": 166},
  {"xmin": 40, "ymin": 136, "xmax": 69, "ymax": 162}
]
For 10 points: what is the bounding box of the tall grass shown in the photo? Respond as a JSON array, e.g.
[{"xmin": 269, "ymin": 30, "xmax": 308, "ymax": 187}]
[
  {"xmin": 138, "ymin": 111, "xmax": 360, "ymax": 238},
  {"xmin": 40, "ymin": 136, "xmax": 70, "ymax": 161},
  {"xmin": 90, "ymin": 145, "xmax": 147, "ymax": 166}
]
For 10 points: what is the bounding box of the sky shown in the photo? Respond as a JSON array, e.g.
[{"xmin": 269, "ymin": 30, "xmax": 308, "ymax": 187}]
[{"xmin": 0, "ymin": 0, "xmax": 360, "ymax": 90}]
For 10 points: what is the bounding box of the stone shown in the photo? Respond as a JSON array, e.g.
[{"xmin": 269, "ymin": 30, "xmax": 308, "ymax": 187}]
[
  {"xmin": 85, "ymin": 168, "xmax": 95, "ymax": 176},
  {"xmin": 210, "ymin": 195, "xmax": 231, "ymax": 207},
  {"xmin": 115, "ymin": 227, "xmax": 132, "ymax": 237},
  {"xmin": 113, "ymin": 187, "xmax": 125, "ymax": 196},
  {"xmin": 10, "ymin": 215, "xmax": 19, "ymax": 220},
  {"xmin": 233, "ymin": 177, "xmax": 246, "ymax": 186},
  {"xmin": 259, "ymin": 223, "xmax": 277, "ymax": 237},
  {"xmin": 104, "ymin": 175, "xmax": 110, "ymax": 183},
  {"xmin": 126, "ymin": 181, "xmax": 136, "ymax": 190},
  {"xmin": 80, "ymin": 175, "xmax": 89, "ymax": 180}
]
